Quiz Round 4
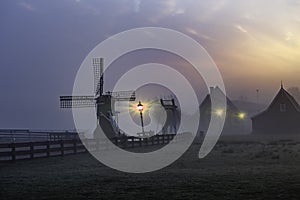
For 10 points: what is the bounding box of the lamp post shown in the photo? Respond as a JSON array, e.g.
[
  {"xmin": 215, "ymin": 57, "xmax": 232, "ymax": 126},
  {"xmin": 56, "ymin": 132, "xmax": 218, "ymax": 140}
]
[{"xmin": 137, "ymin": 101, "xmax": 145, "ymax": 136}]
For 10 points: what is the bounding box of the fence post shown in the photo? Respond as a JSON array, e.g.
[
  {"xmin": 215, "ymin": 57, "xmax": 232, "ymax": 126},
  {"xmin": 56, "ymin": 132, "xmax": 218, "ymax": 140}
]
[
  {"xmin": 131, "ymin": 137, "xmax": 134, "ymax": 148},
  {"xmin": 158, "ymin": 135, "xmax": 161, "ymax": 144},
  {"xmin": 11, "ymin": 143, "xmax": 16, "ymax": 161},
  {"xmin": 73, "ymin": 139, "xmax": 77, "ymax": 154},
  {"xmin": 123, "ymin": 137, "xmax": 127, "ymax": 149},
  {"xmin": 61, "ymin": 140, "xmax": 64, "ymax": 156},
  {"xmin": 47, "ymin": 141, "xmax": 50, "ymax": 157},
  {"xmin": 30, "ymin": 142, "xmax": 34, "ymax": 159}
]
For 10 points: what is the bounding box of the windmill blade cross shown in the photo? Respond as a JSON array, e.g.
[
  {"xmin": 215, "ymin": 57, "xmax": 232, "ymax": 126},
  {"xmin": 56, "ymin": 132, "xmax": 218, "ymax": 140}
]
[
  {"xmin": 93, "ymin": 58, "xmax": 104, "ymax": 96},
  {"xmin": 110, "ymin": 91, "xmax": 136, "ymax": 101},
  {"xmin": 60, "ymin": 96, "xmax": 95, "ymax": 108}
]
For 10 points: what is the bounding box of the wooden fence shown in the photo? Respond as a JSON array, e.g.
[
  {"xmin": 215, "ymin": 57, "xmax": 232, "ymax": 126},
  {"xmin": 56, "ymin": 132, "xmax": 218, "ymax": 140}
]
[
  {"xmin": 0, "ymin": 129, "xmax": 80, "ymax": 143},
  {"xmin": 0, "ymin": 134, "xmax": 183, "ymax": 162},
  {"xmin": 0, "ymin": 139, "xmax": 86, "ymax": 162}
]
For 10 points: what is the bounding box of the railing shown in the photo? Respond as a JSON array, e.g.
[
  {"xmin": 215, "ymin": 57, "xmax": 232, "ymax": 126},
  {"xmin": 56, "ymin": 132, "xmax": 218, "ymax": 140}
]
[
  {"xmin": 112, "ymin": 134, "xmax": 176, "ymax": 148},
  {"xmin": 0, "ymin": 129, "xmax": 80, "ymax": 143},
  {"xmin": 0, "ymin": 133, "xmax": 191, "ymax": 162},
  {"xmin": 0, "ymin": 139, "xmax": 86, "ymax": 162}
]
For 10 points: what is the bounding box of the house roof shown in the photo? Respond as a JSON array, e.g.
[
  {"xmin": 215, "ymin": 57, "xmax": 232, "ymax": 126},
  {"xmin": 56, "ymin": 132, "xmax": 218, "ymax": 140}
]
[
  {"xmin": 252, "ymin": 85, "xmax": 300, "ymax": 119},
  {"xmin": 281, "ymin": 88, "xmax": 300, "ymax": 111},
  {"xmin": 267, "ymin": 86, "xmax": 300, "ymax": 112},
  {"xmin": 200, "ymin": 86, "xmax": 240, "ymax": 112}
]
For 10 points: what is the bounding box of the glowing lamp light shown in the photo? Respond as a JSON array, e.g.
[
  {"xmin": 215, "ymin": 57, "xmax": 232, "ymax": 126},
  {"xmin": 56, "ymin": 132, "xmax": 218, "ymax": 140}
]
[
  {"xmin": 238, "ymin": 112, "xmax": 246, "ymax": 120},
  {"xmin": 137, "ymin": 101, "xmax": 144, "ymax": 112},
  {"xmin": 137, "ymin": 101, "xmax": 145, "ymax": 135},
  {"xmin": 215, "ymin": 109, "xmax": 224, "ymax": 117}
]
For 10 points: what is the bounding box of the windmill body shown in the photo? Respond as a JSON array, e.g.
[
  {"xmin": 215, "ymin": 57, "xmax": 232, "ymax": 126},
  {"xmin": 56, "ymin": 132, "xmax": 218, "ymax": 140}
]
[{"xmin": 60, "ymin": 58, "xmax": 136, "ymax": 138}]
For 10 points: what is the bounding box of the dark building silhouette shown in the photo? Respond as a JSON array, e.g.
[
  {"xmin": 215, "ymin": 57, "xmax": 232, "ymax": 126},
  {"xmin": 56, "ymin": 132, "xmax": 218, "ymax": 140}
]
[
  {"xmin": 60, "ymin": 58, "xmax": 136, "ymax": 139},
  {"xmin": 252, "ymin": 84, "xmax": 300, "ymax": 134},
  {"xmin": 200, "ymin": 86, "xmax": 247, "ymax": 135},
  {"xmin": 160, "ymin": 99, "xmax": 180, "ymax": 134},
  {"xmin": 95, "ymin": 94, "xmax": 117, "ymax": 139}
]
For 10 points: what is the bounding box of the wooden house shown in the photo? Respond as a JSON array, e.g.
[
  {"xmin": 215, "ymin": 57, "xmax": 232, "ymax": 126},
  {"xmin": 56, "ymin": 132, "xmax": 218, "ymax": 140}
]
[
  {"xmin": 200, "ymin": 87, "xmax": 247, "ymax": 135},
  {"xmin": 252, "ymin": 84, "xmax": 300, "ymax": 134}
]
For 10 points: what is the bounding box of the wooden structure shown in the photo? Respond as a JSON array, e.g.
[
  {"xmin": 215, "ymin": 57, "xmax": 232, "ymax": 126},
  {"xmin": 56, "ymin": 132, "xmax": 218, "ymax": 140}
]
[
  {"xmin": 0, "ymin": 129, "xmax": 79, "ymax": 143},
  {"xmin": 60, "ymin": 58, "xmax": 136, "ymax": 139},
  {"xmin": 200, "ymin": 86, "xmax": 247, "ymax": 135},
  {"xmin": 0, "ymin": 134, "xmax": 183, "ymax": 162},
  {"xmin": 160, "ymin": 99, "xmax": 180, "ymax": 134},
  {"xmin": 252, "ymin": 84, "xmax": 300, "ymax": 134}
]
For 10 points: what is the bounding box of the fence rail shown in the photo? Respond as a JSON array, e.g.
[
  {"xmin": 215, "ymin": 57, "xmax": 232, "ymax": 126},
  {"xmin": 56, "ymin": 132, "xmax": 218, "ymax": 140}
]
[
  {"xmin": 0, "ymin": 129, "xmax": 80, "ymax": 143},
  {"xmin": 0, "ymin": 134, "xmax": 184, "ymax": 162},
  {"xmin": 0, "ymin": 139, "xmax": 86, "ymax": 162}
]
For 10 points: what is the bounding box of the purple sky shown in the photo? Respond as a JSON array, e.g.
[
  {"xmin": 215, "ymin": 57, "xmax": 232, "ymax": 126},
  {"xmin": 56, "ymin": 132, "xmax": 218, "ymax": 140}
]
[{"xmin": 1, "ymin": 0, "xmax": 300, "ymax": 129}]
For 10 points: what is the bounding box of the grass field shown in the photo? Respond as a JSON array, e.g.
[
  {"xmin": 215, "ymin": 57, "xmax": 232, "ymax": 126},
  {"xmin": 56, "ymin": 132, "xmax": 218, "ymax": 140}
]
[{"xmin": 1, "ymin": 135, "xmax": 300, "ymax": 200}]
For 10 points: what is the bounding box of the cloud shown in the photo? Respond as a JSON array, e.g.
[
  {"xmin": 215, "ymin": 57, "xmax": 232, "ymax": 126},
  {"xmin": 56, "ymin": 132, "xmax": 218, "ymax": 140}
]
[
  {"xmin": 140, "ymin": 0, "xmax": 186, "ymax": 23},
  {"xmin": 235, "ymin": 25, "xmax": 247, "ymax": 33},
  {"xmin": 6, "ymin": 0, "xmax": 300, "ymax": 101},
  {"xmin": 134, "ymin": 0, "xmax": 141, "ymax": 13},
  {"xmin": 174, "ymin": 8, "xmax": 185, "ymax": 15},
  {"xmin": 234, "ymin": 24, "xmax": 257, "ymax": 41},
  {"xmin": 285, "ymin": 32, "xmax": 294, "ymax": 41},
  {"xmin": 185, "ymin": 27, "xmax": 215, "ymax": 41},
  {"xmin": 185, "ymin": 27, "xmax": 198, "ymax": 35},
  {"xmin": 18, "ymin": 2, "xmax": 35, "ymax": 11}
]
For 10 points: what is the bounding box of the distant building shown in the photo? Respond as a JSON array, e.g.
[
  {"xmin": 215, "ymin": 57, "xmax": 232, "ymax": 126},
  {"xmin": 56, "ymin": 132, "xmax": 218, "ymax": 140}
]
[
  {"xmin": 252, "ymin": 84, "xmax": 300, "ymax": 134},
  {"xmin": 200, "ymin": 87, "xmax": 247, "ymax": 135}
]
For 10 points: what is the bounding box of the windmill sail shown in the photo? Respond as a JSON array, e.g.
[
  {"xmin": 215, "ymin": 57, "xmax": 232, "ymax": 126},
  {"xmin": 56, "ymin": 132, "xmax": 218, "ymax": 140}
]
[
  {"xmin": 93, "ymin": 58, "xmax": 104, "ymax": 96},
  {"xmin": 60, "ymin": 96, "xmax": 95, "ymax": 108},
  {"xmin": 110, "ymin": 91, "xmax": 136, "ymax": 101}
]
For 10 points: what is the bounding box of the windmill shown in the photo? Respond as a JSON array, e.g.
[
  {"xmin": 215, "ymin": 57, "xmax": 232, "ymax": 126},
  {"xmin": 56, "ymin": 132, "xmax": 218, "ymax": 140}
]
[
  {"xmin": 160, "ymin": 98, "xmax": 179, "ymax": 134},
  {"xmin": 60, "ymin": 58, "xmax": 136, "ymax": 138}
]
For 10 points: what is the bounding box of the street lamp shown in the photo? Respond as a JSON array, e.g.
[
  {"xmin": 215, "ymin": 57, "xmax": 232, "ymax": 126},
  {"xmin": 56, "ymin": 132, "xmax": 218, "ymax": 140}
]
[
  {"xmin": 215, "ymin": 109, "xmax": 224, "ymax": 117},
  {"xmin": 137, "ymin": 101, "xmax": 145, "ymax": 135},
  {"xmin": 238, "ymin": 112, "xmax": 246, "ymax": 120}
]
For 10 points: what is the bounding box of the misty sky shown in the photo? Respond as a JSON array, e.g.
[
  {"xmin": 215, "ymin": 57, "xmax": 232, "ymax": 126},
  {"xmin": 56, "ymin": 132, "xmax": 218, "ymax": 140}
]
[{"xmin": 0, "ymin": 0, "xmax": 300, "ymax": 129}]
